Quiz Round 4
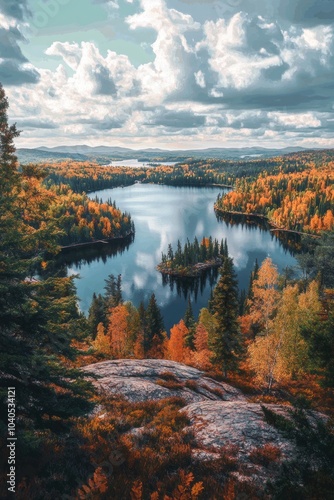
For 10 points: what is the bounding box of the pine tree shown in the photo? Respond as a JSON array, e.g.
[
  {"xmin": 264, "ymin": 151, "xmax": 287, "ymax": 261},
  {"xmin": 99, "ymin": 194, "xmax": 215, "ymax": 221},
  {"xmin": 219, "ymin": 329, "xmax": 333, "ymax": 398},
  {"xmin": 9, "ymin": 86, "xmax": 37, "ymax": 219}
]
[
  {"xmin": 88, "ymin": 293, "xmax": 106, "ymax": 338},
  {"xmin": 184, "ymin": 296, "xmax": 195, "ymax": 348},
  {"xmin": 0, "ymin": 84, "xmax": 93, "ymax": 433},
  {"xmin": 104, "ymin": 273, "xmax": 123, "ymax": 310},
  {"xmin": 145, "ymin": 293, "xmax": 165, "ymax": 353},
  {"xmin": 246, "ymin": 259, "xmax": 259, "ymax": 309},
  {"xmin": 211, "ymin": 257, "xmax": 243, "ymax": 377}
]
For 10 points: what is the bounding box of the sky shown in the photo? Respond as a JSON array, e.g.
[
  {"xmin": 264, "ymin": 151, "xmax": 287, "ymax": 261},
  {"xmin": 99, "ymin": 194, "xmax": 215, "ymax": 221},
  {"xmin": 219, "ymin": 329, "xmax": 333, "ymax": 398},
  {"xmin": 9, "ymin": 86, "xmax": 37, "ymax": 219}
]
[{"xmin": 1, "ymin": 0, "xmax": 334, "ymax": 149}]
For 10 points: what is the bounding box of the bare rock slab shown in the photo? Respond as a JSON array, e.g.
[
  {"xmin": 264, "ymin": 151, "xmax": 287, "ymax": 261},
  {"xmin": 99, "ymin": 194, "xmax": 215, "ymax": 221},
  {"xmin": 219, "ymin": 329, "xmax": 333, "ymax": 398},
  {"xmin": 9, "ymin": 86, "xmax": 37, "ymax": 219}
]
[
  {"xmin": 82, "ymin": 359, "xmax": 245, "ymax": 404},
  {"xmin": 183, "ymin": 401, "xmax": 294, "ymax": 458}
]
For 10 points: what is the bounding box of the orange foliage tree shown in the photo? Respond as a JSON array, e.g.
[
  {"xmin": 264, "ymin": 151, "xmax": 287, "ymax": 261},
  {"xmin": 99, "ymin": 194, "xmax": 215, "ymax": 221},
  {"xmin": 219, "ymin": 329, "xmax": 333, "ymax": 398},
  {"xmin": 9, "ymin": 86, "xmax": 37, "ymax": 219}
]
[{"xmin": 167, "ymin": 320, "xmax": 191, "ymax": 363}]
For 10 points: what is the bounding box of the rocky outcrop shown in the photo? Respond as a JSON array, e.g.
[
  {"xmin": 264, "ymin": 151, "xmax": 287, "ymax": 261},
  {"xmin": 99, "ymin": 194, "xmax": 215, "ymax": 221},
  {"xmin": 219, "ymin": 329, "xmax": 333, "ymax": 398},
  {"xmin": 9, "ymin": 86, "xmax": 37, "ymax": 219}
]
[
  {"xmin": 82, "ymin": 359, "xmax": 244, "ymax": 404},
  {"xmin": 82, "ymin": 359, "xmax": 323, "ymax": 484},
  {"xmin": 184, "ymin": 400, "xmax": 294, "ymax": 458}
]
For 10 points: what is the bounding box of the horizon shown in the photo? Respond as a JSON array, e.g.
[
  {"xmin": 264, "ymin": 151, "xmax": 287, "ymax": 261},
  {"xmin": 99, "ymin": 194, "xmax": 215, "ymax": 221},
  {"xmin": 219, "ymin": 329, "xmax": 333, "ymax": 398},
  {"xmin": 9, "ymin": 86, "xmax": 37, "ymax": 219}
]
[{"xmin": 19, "ymin": 144, "xmax": 316, "ymax": 152}]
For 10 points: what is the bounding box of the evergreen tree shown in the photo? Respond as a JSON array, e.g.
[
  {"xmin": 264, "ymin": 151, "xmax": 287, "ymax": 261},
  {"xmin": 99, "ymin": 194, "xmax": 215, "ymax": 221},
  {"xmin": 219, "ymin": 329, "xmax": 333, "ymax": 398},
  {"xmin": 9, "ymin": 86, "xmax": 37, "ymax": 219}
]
[
  {"xmin": 244, "ymin": 259, "xmax": 259, "ymax": 313},
  {"xmin": 104, "ymin": 273, "xmax": 123, "ymax": 310},
  {"xmin": 184, "ymin": 296, "xmax": 194, "ymax": 329},
  {"xmin": 301, "ymin": 303, "xmax": 334, "ymax": 387},
  {"xmin": 145, "ymin": 293, "xmax": 165, "ymax": 353},
  {"xmin": 239, "ymin": 289, "xmax": 247, "ymax": 316},
  {"xmin": 184, "ymin": 296, "xmax": 195, "ymax": 348},
  {"xmin": 88, "ymin": 293, "xmax": 106, "ymax": 338},
  {"xmin": 0, "ymin": 84, "xmax": 93, "ymax": 432},
  {"xmin": 211, "ymin": 257, "xmax": 243, "ymax": 377}
]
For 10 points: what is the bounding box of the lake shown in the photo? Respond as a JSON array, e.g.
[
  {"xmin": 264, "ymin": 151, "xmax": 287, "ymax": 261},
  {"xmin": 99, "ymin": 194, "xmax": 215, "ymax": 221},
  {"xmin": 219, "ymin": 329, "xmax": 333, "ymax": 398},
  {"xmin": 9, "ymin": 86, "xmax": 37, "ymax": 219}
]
[
  {"xmin": 61, "ymin": 184, "xmax": 297, "ymax": 332},
  {"xmin": 107, "ymin": 159, "xmax": 177, "ymax": 168}
]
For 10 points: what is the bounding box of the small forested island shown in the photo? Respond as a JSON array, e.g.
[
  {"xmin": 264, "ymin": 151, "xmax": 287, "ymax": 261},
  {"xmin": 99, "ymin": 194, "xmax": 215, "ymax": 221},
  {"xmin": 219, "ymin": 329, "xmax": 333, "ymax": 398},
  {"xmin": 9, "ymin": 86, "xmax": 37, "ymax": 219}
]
[{"xmin": 157, "ymin": 237, "xmax": 228, "ymax": 277}]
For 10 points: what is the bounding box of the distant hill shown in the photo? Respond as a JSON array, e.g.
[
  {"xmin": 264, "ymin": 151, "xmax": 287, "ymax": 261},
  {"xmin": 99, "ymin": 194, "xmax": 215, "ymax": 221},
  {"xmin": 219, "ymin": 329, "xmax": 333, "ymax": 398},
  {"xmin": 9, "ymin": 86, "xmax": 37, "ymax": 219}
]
[{"xmin": 17, "ymin": 145, "xmax": 310, "ymax": 164}]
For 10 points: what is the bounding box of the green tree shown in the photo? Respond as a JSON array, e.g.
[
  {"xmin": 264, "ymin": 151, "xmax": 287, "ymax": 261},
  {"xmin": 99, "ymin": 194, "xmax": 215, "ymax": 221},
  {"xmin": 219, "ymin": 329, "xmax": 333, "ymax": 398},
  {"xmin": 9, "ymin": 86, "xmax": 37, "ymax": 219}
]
[
  {"xmin": 88, "ymin": 292, "xmax": 106, "ymax": 338},
  {"xmin": 104, "ymin": 273, "xmax": 123, "ymax": 310},
  {"xmin": 211, "ymin": 257, "xmax": 243, "ymax": 377},
  {"xmin": 302, "ymin": 303, "xmax": 334, "ymax": 387},
  {"xmin": 184, "ymin": 296, "xmax": 195, "ymax": 348},
  {"xmin": 0, "ymin": 84, "xmax": 93, "ymax": 433},
  {"xmin": 145, "ymin": 293, "xmax": 165, "ymax": 353}
]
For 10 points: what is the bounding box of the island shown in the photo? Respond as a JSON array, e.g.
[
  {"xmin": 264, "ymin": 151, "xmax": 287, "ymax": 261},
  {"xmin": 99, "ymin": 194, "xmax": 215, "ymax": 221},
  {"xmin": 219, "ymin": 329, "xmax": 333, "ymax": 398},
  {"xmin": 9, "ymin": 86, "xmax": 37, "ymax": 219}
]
[{"xmin": 157, "ymin": 236, "xmax": 228, "ymax": 278}]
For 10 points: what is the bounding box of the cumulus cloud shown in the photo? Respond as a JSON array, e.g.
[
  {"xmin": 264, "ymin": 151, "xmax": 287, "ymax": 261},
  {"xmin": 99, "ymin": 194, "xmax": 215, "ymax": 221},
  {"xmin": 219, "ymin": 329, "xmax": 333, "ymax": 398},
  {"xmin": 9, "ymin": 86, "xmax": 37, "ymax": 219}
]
[{"xmin": 5, "ymin": 0, "xmax": 334, "ymax": 147}]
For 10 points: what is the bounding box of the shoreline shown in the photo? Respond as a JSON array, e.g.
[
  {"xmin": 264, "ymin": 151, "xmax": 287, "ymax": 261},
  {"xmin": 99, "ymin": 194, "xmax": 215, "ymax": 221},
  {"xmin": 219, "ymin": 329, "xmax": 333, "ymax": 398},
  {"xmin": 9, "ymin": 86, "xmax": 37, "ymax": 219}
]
[
  {"xmin": 214, "ymin": 207, "xmax": 320, "ymax": 238},
  {"xmin": 60, "ymin": 231, "xmax": 134, "ymax": 251},
  {"xmin": 157, "ymin": 258, "xmax": 222, "ymax": 278}
]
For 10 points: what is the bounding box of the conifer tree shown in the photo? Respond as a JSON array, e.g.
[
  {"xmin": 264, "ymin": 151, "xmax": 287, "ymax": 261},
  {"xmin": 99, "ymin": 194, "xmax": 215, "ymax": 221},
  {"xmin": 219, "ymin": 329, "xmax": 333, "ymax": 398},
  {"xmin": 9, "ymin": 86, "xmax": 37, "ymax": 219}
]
[
  {"xmin": 145, "ymin": 293, "xmax": 165, "ymax": 353},
  {"xmin": 211, "ymin": 257, "xmax": 243, "ymax": 377},
  {"xmin": 88, "ymin": 292, "xmax": 105, "ymax": 338},
  {"xmin": 0, "ymin": 84, "xmax": 93, "ymax": 432},
  {"xmin": 104, "ymin": 273, "xmax": 123, "ymax": 310},
  {"xmin": 184, "ymin": 297, "xmax": 196, "ymax": 348}
]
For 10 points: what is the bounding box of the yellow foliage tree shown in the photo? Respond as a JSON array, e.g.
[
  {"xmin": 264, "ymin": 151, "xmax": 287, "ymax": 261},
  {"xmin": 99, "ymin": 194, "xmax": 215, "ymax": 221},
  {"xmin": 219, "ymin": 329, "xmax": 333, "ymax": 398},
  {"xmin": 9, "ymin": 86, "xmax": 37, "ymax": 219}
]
[
  {"xmin": 249, "ymin": 257, "xmax": 280, "ymax": 336},
  {"xmin": 92, "ymin": 322, "xmax": 112, "ymax": 357}
]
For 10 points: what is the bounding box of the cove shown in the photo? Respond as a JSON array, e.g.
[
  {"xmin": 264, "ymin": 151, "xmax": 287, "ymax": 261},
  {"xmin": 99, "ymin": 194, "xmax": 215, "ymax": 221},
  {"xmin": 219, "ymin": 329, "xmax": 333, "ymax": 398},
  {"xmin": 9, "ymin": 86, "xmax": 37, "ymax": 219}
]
[{"xmin": 60, "ymin": 184, "xmax": 298, "ymax": 332}]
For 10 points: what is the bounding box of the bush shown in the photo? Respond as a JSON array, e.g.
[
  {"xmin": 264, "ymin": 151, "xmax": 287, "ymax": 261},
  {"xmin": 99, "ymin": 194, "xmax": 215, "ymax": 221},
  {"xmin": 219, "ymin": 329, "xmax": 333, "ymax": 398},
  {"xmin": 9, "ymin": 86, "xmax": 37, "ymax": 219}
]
[
  {"xmin": 249, "ymin": 444, "xmax": 282, "ymax": 467},
  {"xmin": 156, "ymin": 379, "xmax": 184, "ymax": 390}
]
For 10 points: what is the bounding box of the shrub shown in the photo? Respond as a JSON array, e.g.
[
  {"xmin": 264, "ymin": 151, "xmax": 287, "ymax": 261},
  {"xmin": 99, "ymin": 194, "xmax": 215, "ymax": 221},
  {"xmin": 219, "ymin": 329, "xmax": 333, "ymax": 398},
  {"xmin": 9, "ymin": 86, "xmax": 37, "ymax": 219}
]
[
  {"xmin": 156, "ymin": 379, "xmax": 184, "ymax": 390},
  {"xmin": 184, "ymin": 380, "xmax": 200, "ymax": 392},
  {"xmin": 158, "ymin": 371, "xmax": 179, "ymax": 381},
  {"xmin": 249, "ymin": 444, "xmax": 282, "ymax": 467}
]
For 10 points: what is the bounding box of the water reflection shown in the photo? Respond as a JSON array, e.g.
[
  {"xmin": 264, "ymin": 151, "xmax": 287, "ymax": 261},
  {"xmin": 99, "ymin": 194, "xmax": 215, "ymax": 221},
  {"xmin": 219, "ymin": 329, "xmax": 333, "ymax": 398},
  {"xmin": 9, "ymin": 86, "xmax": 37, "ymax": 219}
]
[
  {"xmin": 161, "ymin": 267, "xmax": 219, "ymax": 301},
  {"xmin": 216, "ymin": 213, "xmax": 302, "ymax": 255},
  {"xmin": 58, "ymin": 185, "xmax": 298, "ymax": 331},
  {"xmin": 58, "ymin": 235, "xmax": 134, "ymax": 269}
]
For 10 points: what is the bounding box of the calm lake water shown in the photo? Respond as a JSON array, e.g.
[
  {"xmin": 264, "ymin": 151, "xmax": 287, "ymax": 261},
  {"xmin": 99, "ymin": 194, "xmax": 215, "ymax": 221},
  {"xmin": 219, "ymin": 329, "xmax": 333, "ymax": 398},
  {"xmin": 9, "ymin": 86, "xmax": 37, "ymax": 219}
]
[
  {"xmin": 107, "ymin": 159, "xmax": 177, "ymax": 168},
  {"xmin": 62, "ymin": 184, "xmax": 297, "ymax": 332}
]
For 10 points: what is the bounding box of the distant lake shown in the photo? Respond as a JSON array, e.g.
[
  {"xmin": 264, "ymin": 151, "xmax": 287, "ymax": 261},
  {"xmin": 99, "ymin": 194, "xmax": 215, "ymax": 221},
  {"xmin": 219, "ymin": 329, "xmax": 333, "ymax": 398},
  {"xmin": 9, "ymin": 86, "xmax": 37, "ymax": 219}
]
[
  {"xmin": 61, "ymin": 184, "xmax": 297, "ymax": 332},
  {"xmin": 107, "ymin": 159, "xmax": 177, "ymax": 168}
]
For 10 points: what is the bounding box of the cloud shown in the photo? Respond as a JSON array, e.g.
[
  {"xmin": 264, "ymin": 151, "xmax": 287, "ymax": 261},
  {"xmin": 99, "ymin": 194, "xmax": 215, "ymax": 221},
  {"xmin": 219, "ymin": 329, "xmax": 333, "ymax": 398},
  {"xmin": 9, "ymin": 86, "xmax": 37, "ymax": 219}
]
[
  {"xmin": 16, "ymin": 118, "xmax": 58, "ymax": 129},
  {"xmin": 0, "ymin": 60, "xmax": 40, "ymax": 85},
  {"xmin": 45, "ymin": 42, "xmax": 82, "ymax": 71},
  {"xmin": 145, "ymin": 108, "xmax": 206, "ymax": 128},
  {"xmin": 0, "ymin": 0, "xmax": 30, "ymax": 21},
  {"xmin": 278, "ymin": 0, "xmax": 334, "ymax": 26},
  {"xmin": 126, "ymin": 0, "xmax": 201, "ymax": 102},
  {"xmin": 6, "ymin": 0, "xmax": 334, "ymax": 148},
  {"xmin": 0, "ymin": 4, "xmax": 40, "ymax": 86}
]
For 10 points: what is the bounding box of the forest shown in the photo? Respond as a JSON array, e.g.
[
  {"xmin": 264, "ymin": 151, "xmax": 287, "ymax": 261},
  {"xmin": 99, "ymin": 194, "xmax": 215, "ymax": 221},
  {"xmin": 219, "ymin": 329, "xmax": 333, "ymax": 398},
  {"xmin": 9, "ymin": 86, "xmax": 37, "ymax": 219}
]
[
  {"xmin": 42, "ymin": 150, "xmax": 334, "ymax": 195},
  {"xmin": 215, "ymin": 163, "xmax": 334, "ymax": 234},
  {"xmin": 17, "ymin": 165, "xmax": 134, "ymax": 250},
  {"xmin": 1, "ymin": 83, "xmax": 334, "ymax": 499}
]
